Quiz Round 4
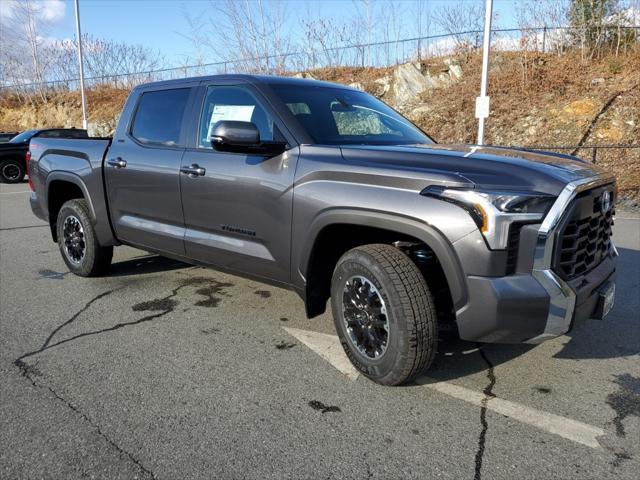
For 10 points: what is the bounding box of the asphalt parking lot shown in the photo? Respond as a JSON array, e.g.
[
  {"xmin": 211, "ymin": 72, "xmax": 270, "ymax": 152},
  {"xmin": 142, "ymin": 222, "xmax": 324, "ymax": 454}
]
[{"xmin": 1, "ymin": 181, "xmax": 639, "ymax": 479}]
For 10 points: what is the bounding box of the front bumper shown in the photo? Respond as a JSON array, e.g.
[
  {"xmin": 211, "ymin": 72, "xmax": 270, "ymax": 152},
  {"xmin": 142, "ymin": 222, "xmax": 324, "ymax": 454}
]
[
  {"xmin": 454, "ymin": 175, "xmax": 617, "ymax": 344},
  {"xmin": 455, "ymin": 255, "xmax": 616, "ymax": 343}
]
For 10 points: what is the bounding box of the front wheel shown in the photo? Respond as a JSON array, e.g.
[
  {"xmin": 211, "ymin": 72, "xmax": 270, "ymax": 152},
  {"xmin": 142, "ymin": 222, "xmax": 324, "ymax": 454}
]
[
  {"xmin": 57, "ymin": 199, "xmax": 113, "ymax": 277},
  {"xmin": 330, "ymin": 244, "xmax": 437, "ymax": 386},
  {"xmin": 0, "ymin": 159, "xmax": 26, "ymax": 183}
]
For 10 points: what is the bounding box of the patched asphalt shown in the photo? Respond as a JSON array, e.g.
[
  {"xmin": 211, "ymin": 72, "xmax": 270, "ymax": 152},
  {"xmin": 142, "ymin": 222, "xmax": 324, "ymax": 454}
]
[{"xmin": 1, "ymin": 182, "xmax": 638, "ymax": 479}]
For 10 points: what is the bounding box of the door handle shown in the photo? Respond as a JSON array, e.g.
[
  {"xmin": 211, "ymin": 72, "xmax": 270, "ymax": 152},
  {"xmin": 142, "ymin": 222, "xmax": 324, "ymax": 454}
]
[
  {"xmin": 180, "ymin": 164, "xmax": 206, "ymax": 177},
  {"xmin": 107, "ymin": 158, "xmax": 127, "ymax": 168}
]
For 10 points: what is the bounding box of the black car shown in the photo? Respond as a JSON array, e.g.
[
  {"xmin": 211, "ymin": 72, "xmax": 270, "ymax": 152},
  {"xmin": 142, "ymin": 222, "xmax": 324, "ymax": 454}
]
[
  {"xmin": 0, "ymin": 128, "xmax": 88, "ymax": 183},
  {"xmin": 0, "ymin": 132, "xmax": 19, "ymax": 143}
]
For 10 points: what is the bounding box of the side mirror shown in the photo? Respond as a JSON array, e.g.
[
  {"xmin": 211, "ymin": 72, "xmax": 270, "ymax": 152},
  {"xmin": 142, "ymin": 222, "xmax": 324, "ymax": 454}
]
[
  {"xmin": 209, "ymin": 120, "xmax": 288, "ymax": 156},
  {"xmin": 210, "ymin": 120, "xmax": 260, "ymax": 148}
]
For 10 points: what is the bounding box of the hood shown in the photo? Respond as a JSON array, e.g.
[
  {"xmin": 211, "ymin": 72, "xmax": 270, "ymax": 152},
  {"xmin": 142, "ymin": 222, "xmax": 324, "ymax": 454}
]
[{"xmin": 339, "ymin": 144, "xmax": 609, "ymax": 196}]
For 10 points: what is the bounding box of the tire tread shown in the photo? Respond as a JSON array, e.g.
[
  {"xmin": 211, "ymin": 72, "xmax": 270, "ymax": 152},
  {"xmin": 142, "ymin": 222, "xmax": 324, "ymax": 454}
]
[
  {"xmin": 334, "ymin": 243, "xmax": 437, "ymax": 385},
  {"xmin": 57, "ymin": 199, "xmax": 112, "ymax": 277}
]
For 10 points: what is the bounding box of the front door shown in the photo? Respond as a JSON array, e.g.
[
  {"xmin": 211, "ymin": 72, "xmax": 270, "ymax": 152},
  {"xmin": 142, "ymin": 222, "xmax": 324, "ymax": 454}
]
[
  {"xmin": 105, "ymin": 86, "xmax": 193, "ymax": 255},
  {"xmin": 180, "ymin": 84, "xmax": 298, "ymax": 283}
]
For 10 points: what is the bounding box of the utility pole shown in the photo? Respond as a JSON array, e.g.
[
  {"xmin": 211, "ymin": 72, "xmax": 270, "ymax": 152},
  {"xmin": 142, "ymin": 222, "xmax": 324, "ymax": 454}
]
[
  {"xmin": 476, "ymin": 0, "xmax": 493, "ymax": 146},
  {"xmin": 74, "ymin": 0, "xmax": 88, "ymax": 130}
]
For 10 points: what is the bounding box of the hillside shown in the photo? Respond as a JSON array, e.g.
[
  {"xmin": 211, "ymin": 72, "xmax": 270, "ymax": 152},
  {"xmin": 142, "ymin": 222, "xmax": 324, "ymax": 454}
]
[{"xmin": 1, "ymin": 50, "xmax": 638, "ymax": 203}]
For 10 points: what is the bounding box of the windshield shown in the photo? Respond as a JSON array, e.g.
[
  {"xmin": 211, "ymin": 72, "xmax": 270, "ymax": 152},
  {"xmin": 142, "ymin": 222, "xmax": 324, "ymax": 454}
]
[
  {"xmin": 271, "ymin": 85, "xmax": 433, "ymax": 146},
  {"xmin": 9, "ymin": 130, "xmax": 38, "ymax": 144}
]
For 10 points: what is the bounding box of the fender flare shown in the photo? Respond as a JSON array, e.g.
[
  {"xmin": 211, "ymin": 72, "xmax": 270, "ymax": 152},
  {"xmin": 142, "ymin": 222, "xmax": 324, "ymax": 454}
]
[
  {"xmin": 46, "ymin": 171, "xmax": 98, "ymax": 221},
  {"xmin": 299, "ymin": 208, "xmax": 468, "ymax": 310}
]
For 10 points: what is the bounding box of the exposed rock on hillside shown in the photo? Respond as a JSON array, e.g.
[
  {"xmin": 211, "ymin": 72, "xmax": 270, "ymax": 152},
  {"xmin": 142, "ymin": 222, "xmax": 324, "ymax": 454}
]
[
  {"xmin": 392, "ymin": 63, "xmax": 437, "ymax": 105},
  {"xmin": 390, "ymin": 60, "xmax": 463, "ymax": 106}
]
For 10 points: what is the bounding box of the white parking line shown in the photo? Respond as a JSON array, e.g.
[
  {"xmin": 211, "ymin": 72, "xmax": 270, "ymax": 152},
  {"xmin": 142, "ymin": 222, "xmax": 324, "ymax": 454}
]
[
  {"xmin": 419, "ymin": 380, "xmax": 605, "ymax": 449},
  {"xmin": 284, "ymin": 326, "xmax": 605, "ymax": 449},
  {"xmin": 283, "ymin": 327, "xmax": 359, "ymax": 380},
  {"xmin": 0, "ymin": 190, "xmax": 30, "ymax": 195}
]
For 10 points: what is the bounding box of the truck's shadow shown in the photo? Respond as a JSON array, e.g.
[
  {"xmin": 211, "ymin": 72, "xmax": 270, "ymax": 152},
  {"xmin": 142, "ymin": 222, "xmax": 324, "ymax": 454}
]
[
  {"xmin": 104, "ymin": 248, "xmax": 638, "ymax": 382},
  {"xmin": 554, "ymin": 246, "xmax": 639, "ymax": 360},
  {"xmin": 422, "ymin": 246, "xmax": 639, "ymax": 382},
  {"xmin": 107, "ymin": 255, "xmax": 189, "ymax": 277}
]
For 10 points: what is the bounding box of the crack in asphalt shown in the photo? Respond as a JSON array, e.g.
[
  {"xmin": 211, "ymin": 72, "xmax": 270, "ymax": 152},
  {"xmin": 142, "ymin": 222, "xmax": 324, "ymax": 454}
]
[
  {"xmin": 12, "ymin": 277, "xmax": 232, "ymax": 479},
  {"xmin": 15, "ymin": 277, "xmax": 230, "ymax": 363},
  {"xmin": 473, "ymin": 347, "xmax": 496, "ymax": 480},
  {"xmin": 0, "ymin": 225, "xmax": 48, "ymax": 231},
  {"xmin": 15, "ymin": 289, "xmax": 121, "ymax": 364},
  {"xmin": 14, "ymin": 358, "xmax": 156, "ymax": 479},
  {"xmin": 13, "ymin": 286, "xmax": 157, "ymax": 477}
]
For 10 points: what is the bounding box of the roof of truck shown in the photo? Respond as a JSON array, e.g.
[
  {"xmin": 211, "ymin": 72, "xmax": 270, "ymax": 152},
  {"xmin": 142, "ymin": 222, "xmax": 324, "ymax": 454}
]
[{"xmin": 136, "ymin": 74, "xmax": 356, "ymax": 91}]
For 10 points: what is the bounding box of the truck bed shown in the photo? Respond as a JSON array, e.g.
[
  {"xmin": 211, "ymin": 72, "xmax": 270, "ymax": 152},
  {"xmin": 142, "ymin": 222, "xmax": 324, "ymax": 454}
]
[{"xmin": 28, "ymin": 137, "xmax": 116, "ymax": 246}]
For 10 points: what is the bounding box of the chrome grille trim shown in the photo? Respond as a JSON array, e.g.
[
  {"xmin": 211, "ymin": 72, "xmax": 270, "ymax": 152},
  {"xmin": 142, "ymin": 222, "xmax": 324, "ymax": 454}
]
[{"xmin": 526, "ymin": 174, "xmax": 616, "ymax": 344}]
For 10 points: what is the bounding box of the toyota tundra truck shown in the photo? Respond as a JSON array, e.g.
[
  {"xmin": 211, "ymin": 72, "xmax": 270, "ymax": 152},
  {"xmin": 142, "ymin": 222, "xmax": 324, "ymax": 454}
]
[{"xmin": 28, "ymin": 75, "xmax": 617, "ymax": 385}]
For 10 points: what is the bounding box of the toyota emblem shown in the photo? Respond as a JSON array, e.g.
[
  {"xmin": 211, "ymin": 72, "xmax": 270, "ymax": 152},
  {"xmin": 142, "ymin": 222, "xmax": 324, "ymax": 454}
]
[{"xmin": 600, "ymin": 190, "xmax": 611, "ymax": 214}]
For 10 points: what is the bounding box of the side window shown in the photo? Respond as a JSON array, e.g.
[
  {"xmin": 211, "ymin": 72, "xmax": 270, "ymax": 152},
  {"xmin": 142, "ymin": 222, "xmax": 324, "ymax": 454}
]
[
  {"xmin": 198, "ymin": 86, "xmax": 274, "ymax": 149},
  {"xmin": 130, "ymin": 88, "xmax": 190, "ymax": 146}
]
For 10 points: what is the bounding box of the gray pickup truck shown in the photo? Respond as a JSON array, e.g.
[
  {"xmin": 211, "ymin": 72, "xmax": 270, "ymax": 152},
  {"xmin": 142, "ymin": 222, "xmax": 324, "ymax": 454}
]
[{"xmin": 29, "ymin": 75, "xmax": 617, "ymax": 385}]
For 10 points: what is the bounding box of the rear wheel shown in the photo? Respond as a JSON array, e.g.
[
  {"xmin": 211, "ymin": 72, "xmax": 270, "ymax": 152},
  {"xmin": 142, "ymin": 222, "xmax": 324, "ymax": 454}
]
[
  {"xmin": 330, "ymin": 244, "xmax": 437, "ymax": 386},
  {"xmin": 56, "ymin": 199, "xmax": 113, "ymax": 276},
  {"xmin": 0, "ymin": 159, "xmax": 25, "ymax": 183}
]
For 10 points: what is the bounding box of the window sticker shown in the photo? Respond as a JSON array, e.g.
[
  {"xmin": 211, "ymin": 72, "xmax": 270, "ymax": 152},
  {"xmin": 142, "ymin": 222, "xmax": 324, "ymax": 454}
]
[{"xmin": 208, "ymin": 104, "xmax": 255, "ymax": 138}]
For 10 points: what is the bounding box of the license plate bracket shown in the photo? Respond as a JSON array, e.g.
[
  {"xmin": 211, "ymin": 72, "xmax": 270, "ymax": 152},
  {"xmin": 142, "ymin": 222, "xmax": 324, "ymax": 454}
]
[{"xmin": 592, "ymin": 282, "xmax": 615, "ymax": 320}]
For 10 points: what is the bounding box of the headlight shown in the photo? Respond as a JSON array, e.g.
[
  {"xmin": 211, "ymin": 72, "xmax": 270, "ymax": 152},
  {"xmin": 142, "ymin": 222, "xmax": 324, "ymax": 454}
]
[{"xmin": 421, "ymin": 186, "xmax": 555, "ymax": 249}]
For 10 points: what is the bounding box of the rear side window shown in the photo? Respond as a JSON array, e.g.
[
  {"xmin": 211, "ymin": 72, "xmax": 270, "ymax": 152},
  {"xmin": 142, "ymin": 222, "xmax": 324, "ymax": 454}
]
[{"xmin": 130, "ymin": 88, "xmax": 190, "ymax": 146}]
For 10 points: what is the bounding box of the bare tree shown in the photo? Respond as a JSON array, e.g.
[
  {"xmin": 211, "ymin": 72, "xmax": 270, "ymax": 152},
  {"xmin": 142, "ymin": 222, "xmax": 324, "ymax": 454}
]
[
  {"xmin": 433, "ymin": 0, "xmax": 486, "ymax": 53},
  {"xmin": 351, "ymin": 0, "xmax": 378, "ymax": 66},
  {"xmin": 0, "ymin": 0, "xmax": 59, "ymax": 101},
  {"xmin": 42, "ymin": 34, "xmax": 165, "ymax": 89},
  {"xmin": 515, "ymin": 0, "xmax": 570, "ymax": 54},
  {"xmin": 298, "ymin": 12, "xmax": 351, "ymax": 70},
  {"xmin": 182, "ymin": 0, "xmax": 291, "ymax": 74},
  {"xmin": 568, "ymin": 0, "xmax": 637, "ymax": 58},
  {"xmin": 412, "ymin": 0, "xmax": 432, "ymax": 60},
  {"xmin": 379, "ymin": 0, "xmax": 406, "ymax": 65}
]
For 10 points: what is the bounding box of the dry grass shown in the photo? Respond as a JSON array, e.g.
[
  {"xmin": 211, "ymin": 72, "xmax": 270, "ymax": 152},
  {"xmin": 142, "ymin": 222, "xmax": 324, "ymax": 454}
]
[{"xmin": 0, "ymin": 86, "xmax": 128, "ymax": 130}]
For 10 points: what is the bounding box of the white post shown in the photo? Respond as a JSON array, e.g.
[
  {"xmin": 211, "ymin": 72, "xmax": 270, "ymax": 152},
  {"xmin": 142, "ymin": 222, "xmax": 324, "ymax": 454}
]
[
  {"xmin": 476, "ymin": 0, "xmax": 493, "ymax": 146},
  {"xmin": 74, "ymin": 0, "xmax": 88, "ymax": 130}
]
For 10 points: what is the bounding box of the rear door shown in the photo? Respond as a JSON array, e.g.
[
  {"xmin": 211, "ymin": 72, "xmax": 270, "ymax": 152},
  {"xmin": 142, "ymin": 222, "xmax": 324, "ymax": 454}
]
[
  {"xmin": 179, "ymin": 82, "xmax": 298, "ymax": 283},
  {"xmin": 105, "ymin": 86, "xmax": 195, "ymax": 255}
]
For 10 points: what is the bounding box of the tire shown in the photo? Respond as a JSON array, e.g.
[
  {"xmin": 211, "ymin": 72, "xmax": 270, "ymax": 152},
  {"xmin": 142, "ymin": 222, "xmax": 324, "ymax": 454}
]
[
  {"xmin": 56, "ymin": 199, "xmax": 113, "ymax": 277},
  {"xmin": 330, "ymin": 244, "xmax": 437, "ymax": 386},
  {"xmin": 0, "ymin": 159, "xmax": 26, "ymax": 183}
]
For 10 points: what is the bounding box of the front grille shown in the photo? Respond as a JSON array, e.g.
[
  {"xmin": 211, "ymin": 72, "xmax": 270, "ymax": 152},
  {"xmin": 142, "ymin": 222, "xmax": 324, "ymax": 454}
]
[
  {"xmin": 554, "ymin": 185, "xmax": 615, "ymax": 280},
  {"xmin": 505, "ymin": 224, "xmax": 523, "ymax": 275}
]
